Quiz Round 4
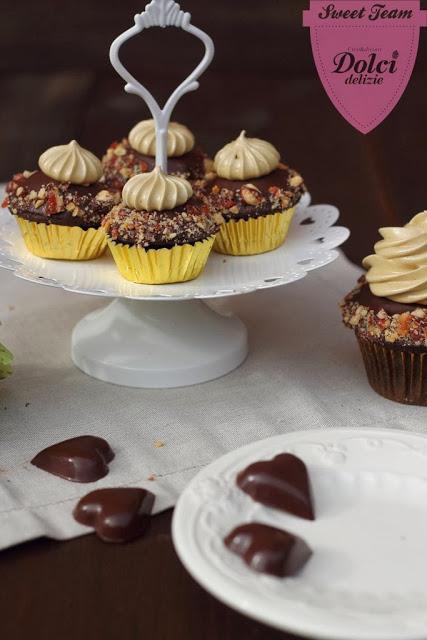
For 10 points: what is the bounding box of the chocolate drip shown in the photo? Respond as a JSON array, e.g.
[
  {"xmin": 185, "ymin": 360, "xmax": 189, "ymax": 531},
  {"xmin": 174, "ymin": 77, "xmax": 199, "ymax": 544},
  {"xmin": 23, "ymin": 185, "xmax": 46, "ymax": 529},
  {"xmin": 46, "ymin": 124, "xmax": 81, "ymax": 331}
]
[
  {"xmin": 236, "ymin": 453, "xmax": 315, "ymax": 520},
  {"xmin": 73, "ymin": 488, "xmax": 155, "ymax": 543},
  {"xmin": 31, "ymin": 435, "xmax": 114, "ymax": 482},
  {"xmin": 224, "ymin": 522, "xmax": 312, "ymax": 577}
]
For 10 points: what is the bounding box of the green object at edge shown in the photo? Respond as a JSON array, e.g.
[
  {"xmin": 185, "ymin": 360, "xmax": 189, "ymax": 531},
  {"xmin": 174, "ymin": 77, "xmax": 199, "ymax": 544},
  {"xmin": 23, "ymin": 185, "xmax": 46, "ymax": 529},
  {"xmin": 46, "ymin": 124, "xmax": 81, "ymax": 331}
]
[{"xmin": 0, "ymin": 343, "xmax": 13, "ymax": 379}]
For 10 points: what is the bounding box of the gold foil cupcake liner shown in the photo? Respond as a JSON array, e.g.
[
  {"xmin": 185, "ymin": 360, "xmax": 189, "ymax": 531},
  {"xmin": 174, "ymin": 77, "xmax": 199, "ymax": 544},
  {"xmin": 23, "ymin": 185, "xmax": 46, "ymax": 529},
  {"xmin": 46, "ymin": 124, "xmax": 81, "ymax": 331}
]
[
  {"xmin": 17, "ymin": 218, "xmax": 107, "ymax": 260},
  {"xmin": 214, "ymin": 207, "xmax": 295, "ymax": 256},
  {"xmin": 107, "ymin": 236, "xmax": 215, "ymax": 284},
  {"xmin": 356, "ymin": 334, "xmax": 427, "ymax": 406}
]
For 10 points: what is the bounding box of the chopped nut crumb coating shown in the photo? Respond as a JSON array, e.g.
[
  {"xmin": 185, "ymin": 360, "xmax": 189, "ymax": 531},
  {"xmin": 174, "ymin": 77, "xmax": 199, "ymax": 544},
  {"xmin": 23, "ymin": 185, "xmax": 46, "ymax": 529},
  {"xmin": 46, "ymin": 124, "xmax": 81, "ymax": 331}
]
[
  {"xmin": 102, "ymin": 139, "xmax": 209, "ymax": 191},
  {"xmin": 202, "ymin": 164, "xmax": 305, "ymax": 221},
  {"xmin": 341, "ymin": 278, "xmax": 427, "ymax": 349},
  {"xmin": 102, "ymin": 197, "xmax": 223, "ymax": 249},
  {"xmin": 3, "ymin": 170, "xmax": 119, "ymax": 229}
]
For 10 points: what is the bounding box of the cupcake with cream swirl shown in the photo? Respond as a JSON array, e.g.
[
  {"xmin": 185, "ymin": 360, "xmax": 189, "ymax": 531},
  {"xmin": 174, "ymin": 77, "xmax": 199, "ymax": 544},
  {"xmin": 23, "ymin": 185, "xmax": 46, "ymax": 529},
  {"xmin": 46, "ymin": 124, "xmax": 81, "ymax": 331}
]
[
  {"xmin": 341, "ymin": 212, "xmax": 427, "ymax": 405},
  {"xmin": 102, "ymin": 120, "xmax": 212, "ymax": 191},
  {"xmin": 204, "ymin": 131, "xmax": 305, "ymax": 256},
  {"xmin": 2, "ymin": 140, "xmax": 119, "ymax": 260},
  {"xmin": 102, "ymin": 167, "xmax": 223, "ymax": 284}
]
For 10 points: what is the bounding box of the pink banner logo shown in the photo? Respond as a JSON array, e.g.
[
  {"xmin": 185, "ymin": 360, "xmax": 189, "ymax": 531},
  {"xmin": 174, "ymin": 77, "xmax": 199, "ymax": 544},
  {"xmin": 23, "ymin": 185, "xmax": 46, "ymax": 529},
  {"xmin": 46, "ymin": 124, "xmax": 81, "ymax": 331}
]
[{"xmin": 303, "ymin": 1, "xmax": 427, "ymax": 133}]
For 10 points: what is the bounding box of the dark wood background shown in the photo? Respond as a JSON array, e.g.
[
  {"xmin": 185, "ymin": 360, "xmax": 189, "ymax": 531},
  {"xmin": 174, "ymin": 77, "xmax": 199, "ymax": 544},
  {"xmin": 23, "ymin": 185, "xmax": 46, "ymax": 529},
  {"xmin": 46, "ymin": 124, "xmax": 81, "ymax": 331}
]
[{"xmin": 1, "ymin": 1, "xmax": 427, "ymax": 638}]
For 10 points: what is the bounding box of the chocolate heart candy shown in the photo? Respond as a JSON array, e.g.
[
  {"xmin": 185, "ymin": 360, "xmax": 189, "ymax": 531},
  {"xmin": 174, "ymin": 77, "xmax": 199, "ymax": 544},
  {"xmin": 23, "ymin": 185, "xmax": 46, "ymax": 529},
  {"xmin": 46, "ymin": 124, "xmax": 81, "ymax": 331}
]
[
  {"xmin": 73, "ymin": 488, "xmax": 155, "ymax": 543},
  {"xmin": 224, "ymin": 522, "xmax": 312, "ymax": 577},
  {"xmin": 31, "ymin": 435, "xmax": 114, "ymax": 482},
  {"xmin": 236, "ymin": 453, "xmax": 314, "ymax": 520}
]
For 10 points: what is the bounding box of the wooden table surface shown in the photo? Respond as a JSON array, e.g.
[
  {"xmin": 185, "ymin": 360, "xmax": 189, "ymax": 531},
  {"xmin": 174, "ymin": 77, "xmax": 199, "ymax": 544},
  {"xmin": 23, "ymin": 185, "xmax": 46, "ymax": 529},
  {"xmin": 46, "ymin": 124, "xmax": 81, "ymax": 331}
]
[{"xmin": 1, "ymin": 1, "xmax": 427, "ymax": 638}]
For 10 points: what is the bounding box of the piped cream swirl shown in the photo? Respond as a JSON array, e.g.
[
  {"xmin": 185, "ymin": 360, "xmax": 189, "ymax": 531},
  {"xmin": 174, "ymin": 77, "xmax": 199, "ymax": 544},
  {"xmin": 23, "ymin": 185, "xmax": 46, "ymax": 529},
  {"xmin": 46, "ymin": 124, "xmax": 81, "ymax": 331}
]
[
  {"xmin": 128, "ymin": 120, "xmax": 195, "ymax": 157},
  {"xmin": 38, "ymin": 140, "xmax": 103, "ymax": 185},
  {"xmin": 214, "ymin": 130, "xmax": 280, "ymax": 180},
  {"xmin": 363, "ymin": 212, "xmax": 427, "ymax": 304},
  {"xmin": 122, "ymin": 167, "xmax": 193, "ymax": 211}
]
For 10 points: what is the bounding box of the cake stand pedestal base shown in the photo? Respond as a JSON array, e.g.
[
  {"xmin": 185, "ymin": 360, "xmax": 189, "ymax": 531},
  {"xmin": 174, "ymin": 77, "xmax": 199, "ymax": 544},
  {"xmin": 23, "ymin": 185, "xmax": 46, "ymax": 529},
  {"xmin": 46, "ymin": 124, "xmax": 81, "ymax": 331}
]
[{"xmin": 71, "ymin": 298, "xmax": 248, "ymax": 388}]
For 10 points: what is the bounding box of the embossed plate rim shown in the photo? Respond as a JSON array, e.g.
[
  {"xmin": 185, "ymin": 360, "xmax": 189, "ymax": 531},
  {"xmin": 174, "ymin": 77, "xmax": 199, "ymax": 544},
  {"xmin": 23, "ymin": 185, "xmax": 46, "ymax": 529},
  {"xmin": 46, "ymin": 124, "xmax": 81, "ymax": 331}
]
[{"xmin": 172, "ymin": 427, "xmax": 427, "ymax": 640}]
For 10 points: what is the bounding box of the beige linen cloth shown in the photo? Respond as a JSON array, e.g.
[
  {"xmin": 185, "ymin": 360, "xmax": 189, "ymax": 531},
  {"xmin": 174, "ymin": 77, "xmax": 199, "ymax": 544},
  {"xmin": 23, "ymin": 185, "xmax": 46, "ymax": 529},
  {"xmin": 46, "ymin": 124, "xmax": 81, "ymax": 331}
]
[{"xmin": 0, "ymin": 251, "xmax": 426, "ymax": 550}]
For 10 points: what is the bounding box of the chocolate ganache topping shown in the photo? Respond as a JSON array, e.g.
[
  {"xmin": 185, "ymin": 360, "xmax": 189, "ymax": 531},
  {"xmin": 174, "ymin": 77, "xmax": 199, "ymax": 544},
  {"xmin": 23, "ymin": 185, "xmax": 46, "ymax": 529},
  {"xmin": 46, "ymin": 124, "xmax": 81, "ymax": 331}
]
[
  {"xmin": 341, "ymin": 277, "xmax": 427, "ymax": 349},
  {"xmin": 102, "ymin": 139, "xmax": 207, "ymax": 191},
  {"xmin": 4, "ymin": 170, "xmax": 119, "ymax": 229},
  {"xmin": 102, "ymin": 194, "xmax": 223, "ymax": 249},
  {"xmin": 205, "ymin": 164, "xmax": 304, "ymax": 222},
  {"xmin": 353, "ymin": 278, "xmax": 421, "ymax": 316}
]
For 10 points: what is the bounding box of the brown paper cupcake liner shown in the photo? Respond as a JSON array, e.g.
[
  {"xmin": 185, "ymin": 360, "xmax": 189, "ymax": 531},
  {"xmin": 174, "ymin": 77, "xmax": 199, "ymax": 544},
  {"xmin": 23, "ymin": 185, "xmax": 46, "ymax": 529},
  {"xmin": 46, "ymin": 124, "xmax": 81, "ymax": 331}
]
[{"xmin": 356, "ymin": 333, "xmax": 427, "ymax": 406}]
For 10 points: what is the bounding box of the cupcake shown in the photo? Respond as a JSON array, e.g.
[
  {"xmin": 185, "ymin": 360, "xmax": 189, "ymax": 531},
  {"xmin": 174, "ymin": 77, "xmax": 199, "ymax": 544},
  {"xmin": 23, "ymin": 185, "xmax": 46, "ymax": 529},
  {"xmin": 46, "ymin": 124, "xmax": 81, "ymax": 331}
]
[
  {"xmin": 102, "ymin": 120, "xmax": 213, "ymax": 191},
  {"xmin": 341, "ymin": 212, "xmax": 427, "ymax": 405},
  {"xmin": 204, "ymin": 131, "xmax": 305, "ymax": 256},
  {"xmin": 102, "ymin": 167, "xmax": 223, "ymax": 284},
  {"xmin": 3, "ymin": 141, "xmax": 119, "ymax": 260}
]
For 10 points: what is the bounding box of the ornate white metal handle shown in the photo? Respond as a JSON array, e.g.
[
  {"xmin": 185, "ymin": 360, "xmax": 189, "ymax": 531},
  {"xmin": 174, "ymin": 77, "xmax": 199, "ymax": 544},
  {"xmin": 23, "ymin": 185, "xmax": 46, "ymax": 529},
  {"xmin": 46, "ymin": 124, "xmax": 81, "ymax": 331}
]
[{"xmin": 109, "ymin": 0, "xmax": 214, "ymax": 171}]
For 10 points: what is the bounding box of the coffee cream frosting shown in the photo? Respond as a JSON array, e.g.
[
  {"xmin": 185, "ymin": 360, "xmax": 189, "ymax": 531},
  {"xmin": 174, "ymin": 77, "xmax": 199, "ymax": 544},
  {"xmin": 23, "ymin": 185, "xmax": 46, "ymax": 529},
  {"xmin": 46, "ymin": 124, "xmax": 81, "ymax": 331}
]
[
  {"xmin": 38, "ymin": 140, "xmax": 103, "ymax": 185},
  {"xmin": 363, "ymin": 212, "xmax": 427, "ymax": 304},
  {"xmin": 122, "ymin": 167, "xmax": 193, "ymax": 211},
  {"xmin": 214, "ymin": 130, "xmax": 280, "ymax": 180},
  {"xmin": 128, "ymin": 120, "xmax": 195, "ymax": 157}
]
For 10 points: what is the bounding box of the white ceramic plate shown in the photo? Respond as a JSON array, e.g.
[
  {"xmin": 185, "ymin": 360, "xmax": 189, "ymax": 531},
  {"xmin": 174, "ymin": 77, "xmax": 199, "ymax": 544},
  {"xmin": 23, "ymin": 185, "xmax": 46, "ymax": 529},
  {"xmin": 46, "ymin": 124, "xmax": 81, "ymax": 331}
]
[
  {"xmin": 0, "ymin": 192, "xmax": 349, "ymax": 300},
  {"xmin": 173, "ymin": 428, "xmax": 427, "ymax": 640}
]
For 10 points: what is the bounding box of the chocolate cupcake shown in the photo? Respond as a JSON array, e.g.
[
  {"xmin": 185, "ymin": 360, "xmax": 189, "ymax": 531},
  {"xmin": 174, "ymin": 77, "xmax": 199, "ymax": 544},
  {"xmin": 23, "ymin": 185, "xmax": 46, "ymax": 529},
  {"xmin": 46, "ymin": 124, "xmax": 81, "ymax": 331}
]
[
  {"xmin": 341, "ymin": 212, "xmax": 427, "ymax": 405},
  {"xmin": 102, "ymin": 167, "xmax": 223, "ymax": 284},
  {"xmin": 3, "ymin": 141, "xmax": 119, "ymax": 260},
  {"xmin": 102, "ymin": 120, "xmax": 212, "ymax": 191},
  {"xmin": 205, "ymin": 131, "xmax": 305, "ymax": 256}
]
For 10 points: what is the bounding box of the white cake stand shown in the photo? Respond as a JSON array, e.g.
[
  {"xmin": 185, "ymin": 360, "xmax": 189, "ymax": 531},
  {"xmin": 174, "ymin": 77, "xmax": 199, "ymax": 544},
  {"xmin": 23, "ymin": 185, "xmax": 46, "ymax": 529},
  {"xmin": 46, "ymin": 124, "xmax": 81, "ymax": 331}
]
[
  {"xmin": 0, "ymin": 193, "xmax": 349, "ymax": 387},
  {"xmin": 0, "ymin": 3, "xmax": 348, "ymax": 388}
]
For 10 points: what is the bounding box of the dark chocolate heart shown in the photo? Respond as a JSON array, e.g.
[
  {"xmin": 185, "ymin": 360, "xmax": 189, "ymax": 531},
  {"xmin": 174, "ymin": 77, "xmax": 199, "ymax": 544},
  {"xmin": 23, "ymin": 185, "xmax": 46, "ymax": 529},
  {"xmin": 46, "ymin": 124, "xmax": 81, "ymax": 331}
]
[
  {"xmin": 31, "ymin": 435, "xmax": 114, "ymax": 482},
  {"xmin": 224, "ymin": 522, "xmax": 312, "ymax": 577},
  {"xmin": 73, "ymin": 488, "xmax": 155, "ymax": 543},
  {"xmin": 236, "ymin": 453, "xmax": 315, "ymax": 520}
]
